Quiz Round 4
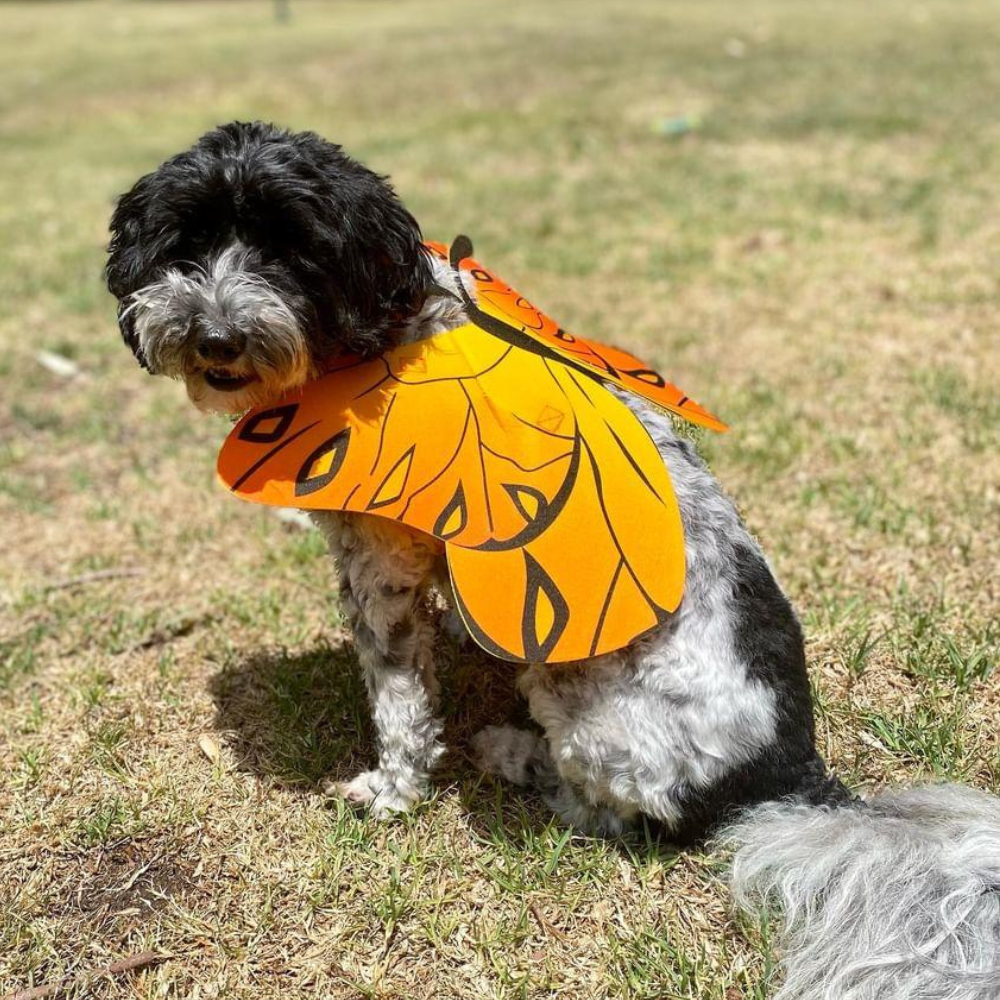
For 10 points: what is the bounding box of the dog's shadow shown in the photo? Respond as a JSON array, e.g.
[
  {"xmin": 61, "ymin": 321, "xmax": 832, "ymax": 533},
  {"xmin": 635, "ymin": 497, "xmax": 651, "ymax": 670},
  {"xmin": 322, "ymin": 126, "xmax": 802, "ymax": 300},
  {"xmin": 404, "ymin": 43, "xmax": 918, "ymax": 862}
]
[
  {"xmin": 209, "ymin": 638, "xmax": 370, "ymax": 789},
  {"xmin": 208, "ymin": 634, "xmax": 525, "ymax": 792},
  {"xmin": 209, "ymin": 636, "xmax": 685, "ymax": 860}
]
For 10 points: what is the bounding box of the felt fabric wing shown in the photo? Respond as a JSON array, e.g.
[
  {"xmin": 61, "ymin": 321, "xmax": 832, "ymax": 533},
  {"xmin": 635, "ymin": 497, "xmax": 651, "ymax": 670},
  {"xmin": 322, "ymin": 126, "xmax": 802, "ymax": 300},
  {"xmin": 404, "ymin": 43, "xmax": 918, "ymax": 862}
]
[{"xmin": 218, "ymin": 237, "xmax": 726, "ymax": 663}]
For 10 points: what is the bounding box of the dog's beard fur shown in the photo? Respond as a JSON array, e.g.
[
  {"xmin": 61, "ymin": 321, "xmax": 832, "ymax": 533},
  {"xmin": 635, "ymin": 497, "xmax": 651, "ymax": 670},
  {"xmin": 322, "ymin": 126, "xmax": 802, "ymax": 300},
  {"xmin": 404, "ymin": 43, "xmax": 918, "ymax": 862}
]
[{"xmin": 124, "ymin": 244, "xmax": 314, "ymax": 414}]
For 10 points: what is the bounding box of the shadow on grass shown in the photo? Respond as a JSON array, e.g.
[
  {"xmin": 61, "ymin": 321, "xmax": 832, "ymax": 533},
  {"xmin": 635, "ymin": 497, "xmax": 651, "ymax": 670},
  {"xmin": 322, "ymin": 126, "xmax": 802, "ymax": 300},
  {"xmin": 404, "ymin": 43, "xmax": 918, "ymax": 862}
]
[
  {"xmin": 207, "ymin": 634, "xmax": 524, "ymax": 791},
  {"xmin": 208, "ymin": 639, "xmax": 373, "ymax": 790},
  {"xmin": 208, "ymin": 636, "xmax": 685, "ymax": 863}
]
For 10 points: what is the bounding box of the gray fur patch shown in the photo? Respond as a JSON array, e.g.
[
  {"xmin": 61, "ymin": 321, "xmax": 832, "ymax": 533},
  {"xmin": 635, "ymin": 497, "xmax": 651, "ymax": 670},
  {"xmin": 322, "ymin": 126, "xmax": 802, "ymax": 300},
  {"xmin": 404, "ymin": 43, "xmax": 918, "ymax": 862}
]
[
  {"xmin": 313, "ymin": 510, "xmax": 445, "ymax": 813},
  {"xmin": 472, "ymin": 725, "xmax": 547, "ymax": 786},
  {"xmin": 126, "ymin": 244, "xmax": 311, "ymax": 412}
]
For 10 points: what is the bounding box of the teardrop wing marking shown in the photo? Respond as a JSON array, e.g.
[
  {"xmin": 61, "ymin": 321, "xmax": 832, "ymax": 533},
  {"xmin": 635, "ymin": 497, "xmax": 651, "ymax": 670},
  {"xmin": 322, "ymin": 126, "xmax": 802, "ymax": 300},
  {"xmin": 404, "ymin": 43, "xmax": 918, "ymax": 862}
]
[{"xmin": 295, "ymin": 428, "xmax": 352, "ymax": 497}]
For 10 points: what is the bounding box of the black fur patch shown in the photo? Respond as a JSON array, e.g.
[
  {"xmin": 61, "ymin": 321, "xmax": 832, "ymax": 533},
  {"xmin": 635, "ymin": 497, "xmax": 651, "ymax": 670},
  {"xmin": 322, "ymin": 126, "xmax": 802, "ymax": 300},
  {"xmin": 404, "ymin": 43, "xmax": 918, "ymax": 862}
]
[{"xmin": 668, "ymin": 543, "xmax": 848, "ymax": 844}]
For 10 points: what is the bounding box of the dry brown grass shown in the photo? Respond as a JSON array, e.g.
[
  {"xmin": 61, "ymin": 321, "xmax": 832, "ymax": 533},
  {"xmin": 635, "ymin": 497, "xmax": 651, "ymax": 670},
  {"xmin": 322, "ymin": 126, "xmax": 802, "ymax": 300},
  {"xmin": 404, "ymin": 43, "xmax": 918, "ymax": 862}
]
[{"xmin": 1, "ymin": 1, "xmax": 998, "ymax": 997}]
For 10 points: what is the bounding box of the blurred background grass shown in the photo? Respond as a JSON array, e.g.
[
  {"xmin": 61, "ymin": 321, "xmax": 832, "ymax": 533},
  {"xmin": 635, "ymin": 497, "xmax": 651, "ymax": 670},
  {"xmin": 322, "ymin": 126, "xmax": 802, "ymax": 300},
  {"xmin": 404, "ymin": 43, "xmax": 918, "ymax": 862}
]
[{"xmin": 1, "ymin": 2, "xmax": 998, "ymax": 998}]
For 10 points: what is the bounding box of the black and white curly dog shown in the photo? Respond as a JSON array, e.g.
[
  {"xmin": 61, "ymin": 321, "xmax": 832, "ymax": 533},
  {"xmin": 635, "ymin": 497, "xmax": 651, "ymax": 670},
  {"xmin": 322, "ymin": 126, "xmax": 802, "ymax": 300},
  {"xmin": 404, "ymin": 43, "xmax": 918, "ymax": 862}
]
[{"xmin": 107, "ymin": 122, "xmax": 999, "ymax": 999}]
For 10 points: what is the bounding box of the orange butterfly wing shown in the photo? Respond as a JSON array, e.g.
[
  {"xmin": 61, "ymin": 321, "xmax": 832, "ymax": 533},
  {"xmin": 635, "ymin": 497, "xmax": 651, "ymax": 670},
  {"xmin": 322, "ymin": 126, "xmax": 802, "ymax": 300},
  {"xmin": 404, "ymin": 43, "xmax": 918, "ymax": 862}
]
[
  {"xmin": 217, "ymin": 323, "xmax": 684, "ymax": 662},
  {"xmin": 425, "ymin": 238, "xmax": 727, "ymax": 433},
  {"xmin": 445, "ymin": 356, "xmax": 684, "ymax": 662}
]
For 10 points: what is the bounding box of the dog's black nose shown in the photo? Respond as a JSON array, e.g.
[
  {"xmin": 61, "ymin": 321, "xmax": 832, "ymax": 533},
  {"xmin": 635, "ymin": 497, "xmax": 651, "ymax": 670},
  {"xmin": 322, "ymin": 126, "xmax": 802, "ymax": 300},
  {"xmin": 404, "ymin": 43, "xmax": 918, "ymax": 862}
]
[{"xmin": 196, "ymin": 327, "xmax": 246, "ymax": 364}]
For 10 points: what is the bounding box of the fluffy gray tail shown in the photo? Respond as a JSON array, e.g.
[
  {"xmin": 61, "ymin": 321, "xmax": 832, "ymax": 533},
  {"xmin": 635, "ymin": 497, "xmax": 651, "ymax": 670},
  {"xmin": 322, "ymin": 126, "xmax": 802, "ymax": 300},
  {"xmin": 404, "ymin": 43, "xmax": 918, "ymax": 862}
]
[{"xmin": 720, "ymin": 784, "xmax": 1000, "ymax": 1000}]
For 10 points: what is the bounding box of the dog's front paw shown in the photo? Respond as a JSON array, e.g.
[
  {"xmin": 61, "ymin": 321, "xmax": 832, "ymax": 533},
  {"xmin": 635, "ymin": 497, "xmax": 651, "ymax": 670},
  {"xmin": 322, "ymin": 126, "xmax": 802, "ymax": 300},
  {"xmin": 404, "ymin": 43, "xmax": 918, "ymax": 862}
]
[{"xmin": 326, "ymin": 769, "xmax": 424, "ymax": 818}]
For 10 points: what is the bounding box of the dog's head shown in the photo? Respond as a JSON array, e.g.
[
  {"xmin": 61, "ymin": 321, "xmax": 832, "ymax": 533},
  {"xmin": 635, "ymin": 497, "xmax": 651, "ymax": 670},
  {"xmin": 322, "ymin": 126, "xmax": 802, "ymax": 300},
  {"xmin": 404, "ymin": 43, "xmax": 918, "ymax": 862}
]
[{"xmin": 106, "ymin": 121, "xmax": 434, "ymax": 412}]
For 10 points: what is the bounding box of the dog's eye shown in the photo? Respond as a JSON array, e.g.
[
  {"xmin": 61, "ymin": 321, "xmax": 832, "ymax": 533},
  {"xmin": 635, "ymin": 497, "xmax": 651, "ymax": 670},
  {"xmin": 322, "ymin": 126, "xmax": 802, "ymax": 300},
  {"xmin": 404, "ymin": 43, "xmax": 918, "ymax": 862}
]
[{"xmin": 171, "ymin": 231, "xmax": 229, "ymax": 272}]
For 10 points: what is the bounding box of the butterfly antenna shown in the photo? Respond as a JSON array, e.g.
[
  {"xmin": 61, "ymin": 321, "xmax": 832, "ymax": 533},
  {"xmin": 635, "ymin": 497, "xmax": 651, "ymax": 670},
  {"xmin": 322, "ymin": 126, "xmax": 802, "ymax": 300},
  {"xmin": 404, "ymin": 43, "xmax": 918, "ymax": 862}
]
[{"xmin": 449, "ymin": 235, "xmax": 474, "ymax": 267}]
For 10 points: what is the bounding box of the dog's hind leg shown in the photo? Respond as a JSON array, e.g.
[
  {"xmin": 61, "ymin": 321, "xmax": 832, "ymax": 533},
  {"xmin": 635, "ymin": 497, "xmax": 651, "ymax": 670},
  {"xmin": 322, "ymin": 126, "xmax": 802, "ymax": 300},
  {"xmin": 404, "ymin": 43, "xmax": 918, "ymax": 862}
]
[
  {"xmin": 472, "ymin": 724, "xmax": 636, "ymax": 836},
  {"xmin": 314, "ymin": 511, "xmax": 446, "ymax": 817},
  {"xmin": 472, "ymin": 725, "xmax": 549, "ymax": 787}
]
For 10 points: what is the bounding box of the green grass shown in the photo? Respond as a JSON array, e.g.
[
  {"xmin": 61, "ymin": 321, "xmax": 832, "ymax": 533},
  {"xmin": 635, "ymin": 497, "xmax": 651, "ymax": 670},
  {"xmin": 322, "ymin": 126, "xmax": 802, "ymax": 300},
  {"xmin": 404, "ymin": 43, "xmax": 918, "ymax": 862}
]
[{"xmin": 1, "ymin": 1, "xmax": 998, "ymax": 998}]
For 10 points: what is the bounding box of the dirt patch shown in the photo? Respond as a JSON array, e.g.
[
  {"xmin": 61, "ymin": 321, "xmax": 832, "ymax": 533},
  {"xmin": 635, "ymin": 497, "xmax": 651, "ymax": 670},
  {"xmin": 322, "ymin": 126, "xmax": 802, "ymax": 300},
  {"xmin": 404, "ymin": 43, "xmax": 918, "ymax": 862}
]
[
  {"xmin": 75, "ymin": 840, "xmax": 192, "ymax": 923},
  {"xmin": 42, "ymin": 836, "xmax": 198, "ymax": 937}
]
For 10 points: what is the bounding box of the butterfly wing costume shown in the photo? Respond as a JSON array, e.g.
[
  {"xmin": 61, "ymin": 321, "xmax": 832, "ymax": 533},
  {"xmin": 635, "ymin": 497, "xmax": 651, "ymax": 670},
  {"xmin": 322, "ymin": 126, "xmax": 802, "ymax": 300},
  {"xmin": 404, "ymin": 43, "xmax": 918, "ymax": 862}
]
[{"xmin": 218, "ymin": 237, "xmax": 726, "ymax": 663}]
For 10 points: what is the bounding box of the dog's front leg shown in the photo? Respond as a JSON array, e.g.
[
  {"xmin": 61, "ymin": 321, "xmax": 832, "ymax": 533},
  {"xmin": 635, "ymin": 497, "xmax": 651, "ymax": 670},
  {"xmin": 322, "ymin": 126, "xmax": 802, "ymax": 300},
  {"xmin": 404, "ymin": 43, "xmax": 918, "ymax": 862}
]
[{"xmin": 314, "ymin": 511, "xmax": 445, "ymax": 817}]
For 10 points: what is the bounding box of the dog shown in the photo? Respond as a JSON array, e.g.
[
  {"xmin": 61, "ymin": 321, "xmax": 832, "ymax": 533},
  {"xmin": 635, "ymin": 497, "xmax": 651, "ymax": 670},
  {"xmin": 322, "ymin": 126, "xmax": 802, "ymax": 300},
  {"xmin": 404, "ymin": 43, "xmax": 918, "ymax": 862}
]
[{"xmin": 106, "ymin": 122, "xmax": 1000, "ymax": 1000}]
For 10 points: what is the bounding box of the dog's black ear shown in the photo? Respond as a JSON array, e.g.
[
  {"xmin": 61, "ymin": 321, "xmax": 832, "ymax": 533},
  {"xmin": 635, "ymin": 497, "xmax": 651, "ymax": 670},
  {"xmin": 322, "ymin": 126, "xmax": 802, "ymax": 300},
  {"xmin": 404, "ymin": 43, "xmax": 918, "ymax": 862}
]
[
  {"xmin": 106, "ymin": 173, "xmax": 158, "ymax": 368},
  {"xmin": 378, "ymin": 200, "xmax": 436, "ymax": 319},
  {"xmin": 340, "ymin": 183, "xmax": 437, "ymax": 356},
  {"xmin": 275, "ymin": 128, "xmax": 436, "ymax": 355},
  {"xmin": 338, "ymin": 199, "xmax": 435, "ymax": 353}
]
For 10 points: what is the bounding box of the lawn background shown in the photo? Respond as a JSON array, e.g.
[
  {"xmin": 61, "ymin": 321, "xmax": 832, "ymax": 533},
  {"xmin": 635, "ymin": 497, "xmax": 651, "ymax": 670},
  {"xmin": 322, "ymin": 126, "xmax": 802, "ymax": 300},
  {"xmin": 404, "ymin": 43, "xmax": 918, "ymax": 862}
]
[{"xmin": 1, "ymin": 1, "xmax": 997, "ymax": 997}]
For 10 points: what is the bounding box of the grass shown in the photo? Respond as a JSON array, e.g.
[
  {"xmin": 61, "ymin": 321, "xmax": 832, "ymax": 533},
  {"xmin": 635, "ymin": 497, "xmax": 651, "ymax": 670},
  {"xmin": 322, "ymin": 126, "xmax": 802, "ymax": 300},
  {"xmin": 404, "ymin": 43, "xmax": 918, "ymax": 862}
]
[{"xmin": 1, "ymin": 0, "xmax": 998, "ymax": 997}]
